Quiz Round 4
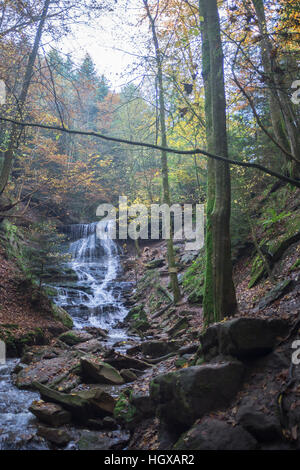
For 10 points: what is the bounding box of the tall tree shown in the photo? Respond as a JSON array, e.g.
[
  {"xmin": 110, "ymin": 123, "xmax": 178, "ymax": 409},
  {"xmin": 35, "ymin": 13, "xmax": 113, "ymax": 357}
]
[
  {"xmin": 143, "ymin": 0, "xmax": 181, "ymax": 304},
  {"xmin": 251, "ymin": 0, "xmax": 300, "ymax": 179},
  {"xmin": 199, "ymin": 0, "xmax": 237, "ymax": 324},
  {"xmin": 0, "ymin": 0, "xmax": 51, "ymax": 196}
]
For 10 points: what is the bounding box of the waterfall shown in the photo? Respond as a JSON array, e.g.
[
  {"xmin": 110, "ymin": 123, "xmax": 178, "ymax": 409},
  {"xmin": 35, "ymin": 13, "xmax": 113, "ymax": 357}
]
[{"xmin": 53, "ymin": 220, "xmax": 132, "ymax": 337}]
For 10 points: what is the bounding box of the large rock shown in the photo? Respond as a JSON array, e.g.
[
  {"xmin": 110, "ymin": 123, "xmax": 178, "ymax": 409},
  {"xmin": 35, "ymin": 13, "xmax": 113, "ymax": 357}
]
[
  {"xmin": 174, "ymin": 418, "xmax": 257, "ymax": 450},
  {"xmin": 76, "ymin": 388, "xmax": 116, "ymax": 417},
  {"xmin": 15, "ymin": 351, "xmax": 81, "ymax": 389},
  {"xmin": 77, "ymin": 429, "xmax": 130, "ymax": 450},
  {"xmin": 141, "ymin": 340, "xmax": 181, "ymax": 359},
  {"xmin": 150, "ymin": 361, "xmax": 244, "ymax": 429},
  {"xmin": 37, "ymin": 425, "xmax": 71, "ymax": 447},
  {"xmin": 80, "ymin": 357, "xmax": 124, "ymax": 385},
  {"xmin": 236, "ymin": 406, "xmax": 281, "ymax": 442},
  {"xmin": 29, "ymin": 400, "xmax": 71, "ymax": 426},
  {"xmin": 200, "ymin": 317, "xmax": 290, "ymax": 360},
  {"xmin": 33, "ymin": 382, "xmax": 115, "ymax": 422},
  {"xmin": 58, "ymin": 330, "xmax": 93, "ymax": 346},
  {"xmin": 104, "ymin": 353, "xmax": 151, "ymax": 371},
  {"xmin": 114, "ymin": 391, "xmax": 155, "ymax": 430}
]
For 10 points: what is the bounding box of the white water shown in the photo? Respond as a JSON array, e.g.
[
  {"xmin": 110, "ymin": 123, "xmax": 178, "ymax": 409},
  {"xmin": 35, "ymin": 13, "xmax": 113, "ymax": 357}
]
[{"xmin": 54, "ymin": 220, "xmax": 132, "ymax": 341}]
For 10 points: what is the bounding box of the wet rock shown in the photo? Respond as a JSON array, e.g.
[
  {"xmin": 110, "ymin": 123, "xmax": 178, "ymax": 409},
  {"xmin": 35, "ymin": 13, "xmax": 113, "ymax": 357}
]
[
  {"xmin": 174, "ymin": 418, "xmax": 257, "ymax": 450},
  {"xmin": 200, "ymin": 317, "xmax": 290, "ymax": 360},
  {"xmin": 141, "ymin": 340, "xmax": 180, "ymax": 359},
  {"xmin": 236, "ymin": 406, "xmax": 281, "ymax": 442},
  {"xmin": 150, "ymin": 361, "xmax": 244, "ymax": 429},
  {"xmin": 58, "ymin": 330, "xmax": 93, "ymax": 346},
  {"xmin": 74, "ymin": 339, "xmax": 103, "ymax": 354},
  {"xmin": 77, "ymin": 429, "xmax": 130, "ymax": 450},
  {"xmin": 33, "ymin": 382, "xmax": 90, "ymax": 423},
  {"xmin": 15, "ymin": 351, "xmax": 80, "ymax": 389},
  {"xmin": 29, "ymin": 400, "xmax": 71, "ymax": 426},
  {"xmin": 84, "ymin": 326, "xmax": 108, "ymax": 339},
  {"xmin": 37, "ymin": 425, "xmax": 71, "ymax": 447},
  {"xmin": 120, "ymin": 369, "xmax": 138, "ymax": 383},
  {"xmin": 80, "ymin": 357, "xmax": 124, "ymax": 385}
]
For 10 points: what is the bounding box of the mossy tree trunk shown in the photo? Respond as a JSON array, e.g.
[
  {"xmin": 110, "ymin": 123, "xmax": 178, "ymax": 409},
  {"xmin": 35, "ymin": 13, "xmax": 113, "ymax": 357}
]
[
  {"xmin": 199, "ymin": 0, "xmax": 237, "ymax": 324},
  {"xmin": 0, "ymin": 0, "xmax": 51, "ymax": 195},
  {"xmin": 143, "ymin": 0, "xmax": 181, "ymax": 303}
]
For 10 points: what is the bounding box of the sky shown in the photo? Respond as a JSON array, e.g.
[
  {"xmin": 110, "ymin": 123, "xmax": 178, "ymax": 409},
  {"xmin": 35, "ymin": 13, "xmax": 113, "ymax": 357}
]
[{"xmin": 55, "ymin": 1, "xmax": 149, "ymax": 92}]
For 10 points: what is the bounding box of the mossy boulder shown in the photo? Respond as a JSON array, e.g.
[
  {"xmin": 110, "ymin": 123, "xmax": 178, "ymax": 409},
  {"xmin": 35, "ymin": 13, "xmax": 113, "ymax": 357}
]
[
  {"xmin": 0, "ymin": 326, "xmax": 47, "ymax": 357},
  {"xmin": 114, "ymin": 390, "xmax": 154, "ymax": 430},
  {"xmin": 51, "ymin": 304, "xmax": 73, "ymax": 329},
  {"xmin": 58, "ymin": 330, "xmax": 93, "ymax": 346}
]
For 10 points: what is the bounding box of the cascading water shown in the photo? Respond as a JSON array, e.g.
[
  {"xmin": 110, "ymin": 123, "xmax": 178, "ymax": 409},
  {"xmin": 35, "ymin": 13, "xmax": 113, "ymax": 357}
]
[
  {"xmin": 0, "ymin": 220, "xmax": 133, "ymax": 450},
  {"xmin": 53, "ymin": 220, "xmax": 133, "ymax": 343}
]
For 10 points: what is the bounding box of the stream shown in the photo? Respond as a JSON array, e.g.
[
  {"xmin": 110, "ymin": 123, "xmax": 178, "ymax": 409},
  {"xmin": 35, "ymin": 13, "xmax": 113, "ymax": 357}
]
[{"xmin": 0, "ymin": 221, "xmax": 134, "ymax": 450}]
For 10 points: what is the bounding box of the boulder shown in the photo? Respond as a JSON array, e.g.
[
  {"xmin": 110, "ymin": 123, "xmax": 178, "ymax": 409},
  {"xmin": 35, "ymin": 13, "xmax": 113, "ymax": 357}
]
[
  {"xmin": 37, "ymin": 425, "xmax": 71, "ymax": 447},
  {"xmin": 80, "ymin": 357, "xmax": 124, "ymax": 385},
  {"xmin": 174, "ymin": 418, "xmax": 257, "ymax": 450},
  {"xmin": 33, "ymin": 382, "xmax": 116, "ymax": 422},
  {"xmin": 150, "ymin": 361, "xmax": 244, "ymax": 429},
  {"xmin": 29, "ymin": 400, "xmax": 71, "ymax": 426},
  {"xmin": 77, "ymin": 429, "xmax": 130, "ymax": 450},
  {"xmin": 141, "ymin": 340, "xmax": 181, "ymax": 358},
  {"xmin": 114, "ymin": 391, "xmax": 155, "ymax": 430},
  {"xmin": 58, "ymin": 330, "xmax": 93, "ymax": 346},
  {"xmin": 104, "ymin": 353, "xmax": 151, "ymax": 371},
  {"xmin": 120, "ymin": 369, "xmax": 138, "ymax": 383},
  {"xmin": 76, "ymin": 388, "xmax": 116, "ymax": 417},
  {"xmin": 74, "ymin": 339, "xmax": 103, "ymax": 353},
  {"xmin": 200, "ymin": 317, "xmax": 290, "ymax": 360},
  {"xmin": 15, "ymin": 351, "xmax": 81, "ymax": 389},
  {"xmin": 33, "ymin": 382, "xmax": 90, "ymax": 423},
  {"xmin": 236, "ymin": 406, "xmax": 281, "ymax": 442}
]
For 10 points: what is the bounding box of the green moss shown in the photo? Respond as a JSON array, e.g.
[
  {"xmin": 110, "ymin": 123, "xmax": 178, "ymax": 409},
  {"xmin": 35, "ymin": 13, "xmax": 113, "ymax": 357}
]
[{"xmin": 114, "ymin": 390, "xmax": 137, "ymax": 425}]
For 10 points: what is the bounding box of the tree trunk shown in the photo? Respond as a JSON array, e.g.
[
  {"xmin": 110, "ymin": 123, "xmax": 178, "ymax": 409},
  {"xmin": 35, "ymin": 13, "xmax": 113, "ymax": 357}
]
[
  {"xmin": 199, "ymin": 0, "xmax": 237, "ymax": 324},
  {"xmin": 143, "ymin": 0, "xmax": 181, "ymax": 303},
  {"xmin": 251, "ymin": 0, "xmax": 300, "ymax": 179},
  {"xmin": 0, "ymin": 0, "xmax": 51, "ymax": 195}
]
